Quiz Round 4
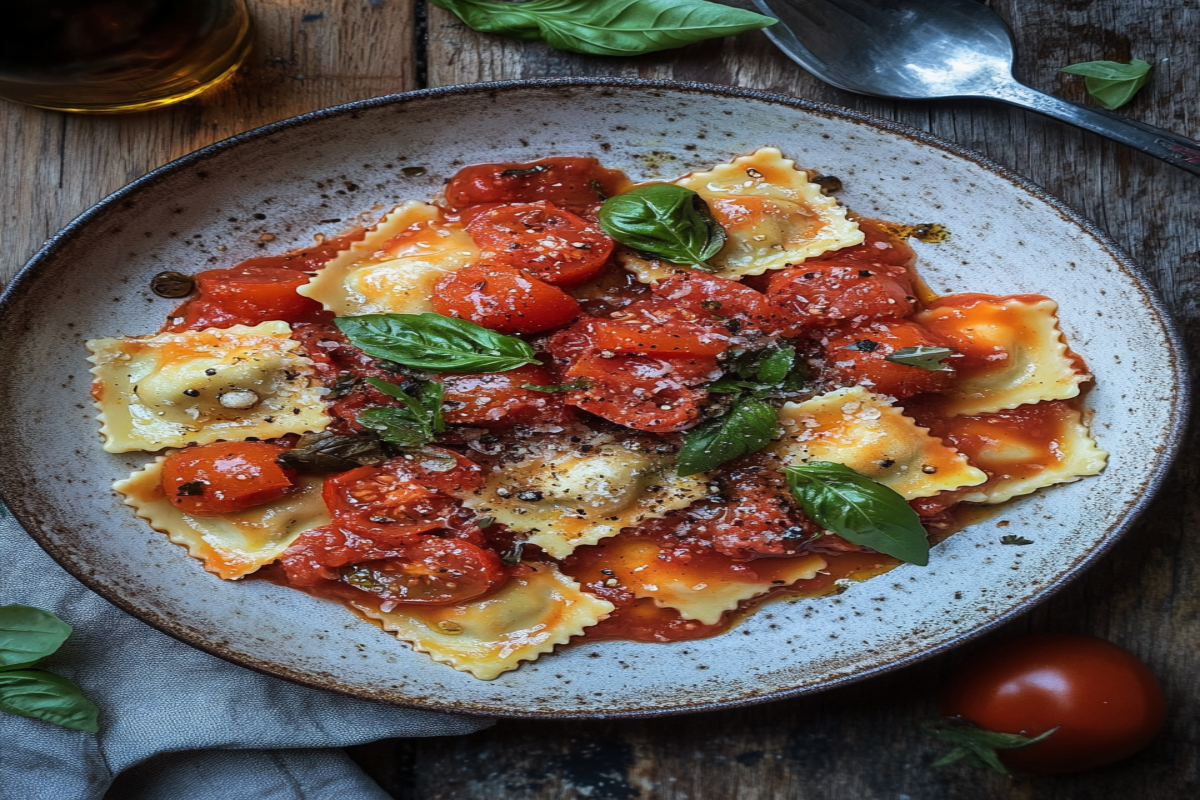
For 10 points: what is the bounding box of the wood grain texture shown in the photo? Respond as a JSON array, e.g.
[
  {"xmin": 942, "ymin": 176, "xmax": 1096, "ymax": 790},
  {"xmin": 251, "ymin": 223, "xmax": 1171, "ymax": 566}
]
[{"xmin": 2, "ymin": 0, "xmax": 1197, "ymax": 797}]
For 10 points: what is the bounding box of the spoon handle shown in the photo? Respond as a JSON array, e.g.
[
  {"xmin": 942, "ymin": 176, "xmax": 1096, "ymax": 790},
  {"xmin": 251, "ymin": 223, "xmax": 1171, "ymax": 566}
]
[{"xmin": 991, "ymin": 82, "xmax": 1200, "ymax": 176}]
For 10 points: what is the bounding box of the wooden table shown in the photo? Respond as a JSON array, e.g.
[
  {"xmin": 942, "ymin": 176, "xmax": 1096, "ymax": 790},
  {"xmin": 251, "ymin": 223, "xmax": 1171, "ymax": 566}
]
[{"xmin": 3, "ymin": 2, "xmax": 1197, "ymax": 797}]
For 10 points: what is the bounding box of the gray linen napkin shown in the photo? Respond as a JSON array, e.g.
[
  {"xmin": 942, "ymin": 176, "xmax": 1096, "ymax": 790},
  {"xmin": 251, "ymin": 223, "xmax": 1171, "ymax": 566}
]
[{"xmin": 0, "ymin": 507, "xmax": 493, "ymax": 800}]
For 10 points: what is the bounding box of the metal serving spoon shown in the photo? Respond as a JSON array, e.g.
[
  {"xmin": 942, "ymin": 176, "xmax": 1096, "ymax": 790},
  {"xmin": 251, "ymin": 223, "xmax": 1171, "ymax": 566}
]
[{"xmin": 753, "ymin": 0, "xmax": 1200, "ymax": 176}]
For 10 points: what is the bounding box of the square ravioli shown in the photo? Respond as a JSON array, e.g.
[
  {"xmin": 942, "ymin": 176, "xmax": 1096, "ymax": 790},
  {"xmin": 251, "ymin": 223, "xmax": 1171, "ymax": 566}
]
[{"xmin": 88, "ymin": 321, "xmax": 329, "ymax": 452}]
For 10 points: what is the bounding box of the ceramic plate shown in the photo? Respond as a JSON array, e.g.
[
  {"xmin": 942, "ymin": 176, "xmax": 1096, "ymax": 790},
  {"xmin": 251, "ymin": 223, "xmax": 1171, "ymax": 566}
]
[{"xmin": 0, "ymin": 79, "xmax": 1187, "ymax": 717}]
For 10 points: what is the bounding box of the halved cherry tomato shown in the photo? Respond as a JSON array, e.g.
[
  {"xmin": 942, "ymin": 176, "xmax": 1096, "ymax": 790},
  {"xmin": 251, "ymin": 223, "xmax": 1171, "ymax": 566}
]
[
  {"xmin": 323, "ymin": 466, "xmax": 450, "ymax": 542},
  {"xmin": 431, "ymin": 262, "xmax": 581, "ymax": 335},
  {"xmin": 337, "ymin": 538, "xmax": 507, "ymax": 605},
  {"xmin": 277, "ymin": 525, "xmax": 406, "ymax": 587},
  {"xmin": 619, "ymin": 271, "xmax": 799, "ymax": 340},
  {"xmin": 939, "ymin": 633, "xmax": 1166, "ymax": 773},
  {"xmin": 438, "ymin": 364, "xmax": 574, "ymax": 427},
  {"xmin": 466, "ymin": 202, "xmax": 614, "ymax": 286},
  {"xmin": 589, "ymin": 319, "xmax": 729, "ymax": 358},
  {"xmin": 820, "ymin": 319, "xmax": 956, "ymax": 398},
  {"xmin": 163, "ymin": 265, "xmax": 330, "ymax": 332},
  {"xmin": 444, "ymin": 157, "xmax": 629, "ymax": 212},
  {"xmin": 766, "ymin": 257, "xmax": 916, "ymax": 328},
  {"xmin": 161, "ymin": 441, "xmax": 296, "ymax": 517}
]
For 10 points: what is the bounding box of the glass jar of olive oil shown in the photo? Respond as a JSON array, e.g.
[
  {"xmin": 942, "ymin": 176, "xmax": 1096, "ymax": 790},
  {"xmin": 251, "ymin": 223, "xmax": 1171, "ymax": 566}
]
[{"xmin": 0, "ymin": 0, "xmax": 253, "ymax": 113}]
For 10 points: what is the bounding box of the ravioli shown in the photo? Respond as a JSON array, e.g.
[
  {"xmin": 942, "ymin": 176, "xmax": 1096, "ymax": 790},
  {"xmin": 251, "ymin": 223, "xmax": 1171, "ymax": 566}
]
[
  {"xmin": 915, "ymin": 294, "xmax": 1089, "ymax": 417},
  {"xmin": 298, "ymin": 201, "xmax": 479, "ymax": 316},
  {"xmin": 621, "ymin": 147, "xmax": 862, "ymax": 283},
  {"xmin": 923, "ymin": 401, "xmax": 1108, "ymax": 504},
  {"xmin": 772, "ymin": 386, "xmax": 987, "ymax": 500},
  {"xmin": 594, "ymin": 534, "xmax": 827, "ymax": 625},
  {"xmin": 454, "ymin": 433, "xmax": 710, "ymax": 559},
  {"xmin": 115, "ymin": 456, "xmax": 330, "ymax": 579},
  {"xmin": 88, "ymin": 321, "xmax": 329, "ymax": 453},
  {"xmin": 350, "ymin": 563, "xmax": 614, "ymax": 680}
]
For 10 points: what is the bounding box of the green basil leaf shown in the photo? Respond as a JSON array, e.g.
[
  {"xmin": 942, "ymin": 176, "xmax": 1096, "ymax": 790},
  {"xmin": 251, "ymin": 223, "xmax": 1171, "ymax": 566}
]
[
  {"xmin": 0, "ymin": 605, "xmax": 71, "ymax": 670},
  {"xmin": 925, "ymin": 717, "xmax": 1058, "ymax": 775},
  {"xmin": 1060, "ymin": 59, "xmax": 1151, "ymax": 110},
  {"xmin": 677, "ymin": 397, "xmax": 776, "ymax": 476},
  {"xmin": 751, "ymin": 344, "xmax": 795, "ymax": 385},
  {"xmin": 884, "ymin": 345, "xmax": 957, "ymax": 371},
  {"xmin": 335, "ymin": 313, "xmax": 539, "ymax": 373},
  {"xmin": 360, "ymin": 378, "xmax": 445, "ymax": 447},
  {"xmin": 0, "ymin": 670, "xmax": 99, "ymax": 732},
  {"xmin": 709, "ymin": 344, "xmax": 801, "ymax": 396},
  {"xmin": 276, "ymin": 431, "xmax": 388, "ymax": 473},
  {"xmin": 784, "ymin": 461, "xmax": 929, "ymax": 565},
  {"xmin": 598, "ymin": 184, "xmax": 726, "ymax": 268},
  {"xmin": 431, "ymin": 0, "xmax": 775, "ymax": 57}
]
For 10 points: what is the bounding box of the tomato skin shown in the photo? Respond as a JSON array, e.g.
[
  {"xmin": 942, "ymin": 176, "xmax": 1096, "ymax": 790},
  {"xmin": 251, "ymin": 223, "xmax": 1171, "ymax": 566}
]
[
  {"xmin": 163, "ymin": 265, "xmax": 330, "ymax": 332},
  {"xmin": 338, "ymin": 538, "xmax": 507, "ymax": 605},
  {"xmin": 820, "ymin": 319, "xmax": 956, "ymax": 399},
  {"xmin": 766, "ymin": 255, "xmax": 916, "ymax": 329},
  {"xmin": 466, "ymin": 202, "xmax": 614, "ymax": 286},
  {"xmin": 621, "ymin": 271, "xmax": 799, "ymax": 340},
  {"xmin": 444, "ymin": 157, "xmax": 629, "ymax": 212},
  {"xmin": 161, "ymin": 441, "xmax": 296, "ymax": 517},
  {"xmin": 940, "ymin": 634, "xmax": 1166, "ymax": 773},
  {"xmin": 431, "ymin": 263, "xmax": 581, "ymax": 335},
  {"xmin": 589, "ymin": 319, "xmax": 729, "ymax": 358},
  {"xmin": 438, "ymin": 364, "xmax": 574, "ymax": 427}
]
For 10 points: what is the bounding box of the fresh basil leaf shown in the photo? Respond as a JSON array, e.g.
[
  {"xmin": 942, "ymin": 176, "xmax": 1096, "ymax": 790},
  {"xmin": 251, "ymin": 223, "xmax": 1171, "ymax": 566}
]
[
  {"xmin": 431, "ymin": 0, "xmax": 775, "ymax": 57},
  {"xmin": 677, "ymin": 397, "xmax": 776, "ymax": 476},
  {"xmin": 599, "ymin": 184, "xmax": 726, "ymax": 268},
  {"xmin": 360, "ymin": 378, "xmax": 445, "ymax": 447},
  {"xmin": 276, "ymin": 431, "xmax": 388, "ymax": 473},
  {"xmin": 0, "ymin": 670, "xmax": 99, "ymax": 732},
  {"xmin": 709, "ymin": 344, "xmax": 801, "ymax": 396},
  {"xmin": 751, "ymin": 344, "xmax": 795, "ymax": 385},
  {"xmin": 335, "ymin": 313, "xmax": 539, "ymax": 373},
  {"xmin": 1060, "ymin": 59, "xmax": 1151, "ymax": 110},
  {"xmin": 522, "ymin": 379, "xmax": 591, "ymax": 393},
  {"xmin": 884, "ymin": 345, "xmax": 957, "ymax": 371},
  {"xmin": 784, "ymin": 461, "xmax": 929, "ymax": 565},
  {"xmin": 0, "ymin": 606, "xmax": 71, "ymax": 670},
  {"xmin": 1000, "ymin": 534, "xmax": 1035, "ymax": 546}
]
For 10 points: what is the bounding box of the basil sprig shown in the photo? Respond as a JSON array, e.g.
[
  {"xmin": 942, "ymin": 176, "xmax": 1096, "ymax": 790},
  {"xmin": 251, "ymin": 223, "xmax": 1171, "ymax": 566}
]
[
  {"xmin": 784, "ymin": 462, "xmax": 930, "ymax": 565},
  {"xmin": 884, "ymin": 345, "xmax": 957, "ymax": 371},
  {"xmin": 1060, "ymin": 59, "xmax": 1151, "ymax": 110},
  {"xmin": 926, "ymin": 717, "xmax": 1058, "ymax": 775},
  {"xmin": 431, "ymin": 0, "xmax": 775, "ymax": 57},
  {"xmin": 0, "ymin": 605, "xmax": 99, "ymax": 732},
  {"xmin": 360, "ymin": 377, "xmax": 445, "ymax": 448},
  {"xmin": 335, "ymin": 313, "xmax": 539, "ymax": 373},
  {"xmin": 598, "ymin": 184, "xmax": 726, "ymax": 270},
  {"xmin": 677, "ymin": 344, "xmax": 804, "ymax": 476}
]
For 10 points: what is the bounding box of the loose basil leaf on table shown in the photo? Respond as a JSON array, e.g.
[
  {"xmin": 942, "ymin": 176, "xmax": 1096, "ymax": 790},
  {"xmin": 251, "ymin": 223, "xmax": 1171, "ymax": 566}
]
[
  {"xmin": 884, "ymin": 345, "xmax": 957, "ymax": 371},
  {"xmin": 360, "ymin": 378, "xmax": 445, "ymax": 448},
  {"xmin": 276, "ymin": 431, "xmax": 389, "ymax": 473},
  {"xmin": 677, "ymin": 396, "xmax": 777, "ymax": 477},
  {"xmin": 0, "ymin": 670, "xmax": 100, "ymax": 733},
  {"xmin": 430, "ymin": 0, "xmax": 775, "ymax": 57},
  {"xmin": 0, "ymin": 605, "xmax": 72, "ymax": 670},
  {"xmin": 598, "ymin": 184, "xmax": 726, "ymax": 269},
  {"xmin": 784, "ymin": 461, "xmax": 930, "ymax": 566},
  {"xmin": 335, "ymin": 313, "xmax": 539, "ymax": 373},
  {"xmin": 1059, "ymin": 59, "xmax": 1151, "ymax": 110}
]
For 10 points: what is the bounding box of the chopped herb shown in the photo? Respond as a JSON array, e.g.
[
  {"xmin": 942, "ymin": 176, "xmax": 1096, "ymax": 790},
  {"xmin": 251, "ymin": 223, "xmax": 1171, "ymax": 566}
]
[
  {"xmin": 501, "ymin": 541, "xmax": 527, "ymax": 567},
  {"xmin": 1000, "ymin": 535, "xmax": 1034, "ymax": 546},
  {"xmin": 276, "ymin": 431, "xmax": 389, "ymax": 473},
  {"xmin": 885, "ymin": 346, "xmax": 957, "ymax": 371},
  {"xmin": 175, "ymin": 481, "xmax": 205, "ymax": 497}
]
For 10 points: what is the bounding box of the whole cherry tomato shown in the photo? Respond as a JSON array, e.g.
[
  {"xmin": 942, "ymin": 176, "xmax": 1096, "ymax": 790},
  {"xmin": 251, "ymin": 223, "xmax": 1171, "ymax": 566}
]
[
  {"xmin": 937, "ymin": 633, "xmax": 1166, "ymax": 773},
  {"xmin": 161, "ymin": 441, "xmax": 296, "ymax": 516},
  {"xmin": 443, "ymin": 157, "xmax": 628, "ymax": 211}
]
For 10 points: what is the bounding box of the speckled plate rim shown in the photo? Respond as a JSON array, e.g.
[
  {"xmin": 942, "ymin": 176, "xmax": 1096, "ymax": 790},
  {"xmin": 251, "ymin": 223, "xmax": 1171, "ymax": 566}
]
[{"xmin": 0, "ymin": 77, "xmax": 1190, "ymax": 719}]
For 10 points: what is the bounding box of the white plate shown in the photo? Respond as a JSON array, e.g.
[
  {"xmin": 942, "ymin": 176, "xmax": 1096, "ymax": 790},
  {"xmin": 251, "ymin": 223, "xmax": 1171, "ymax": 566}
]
[{"xmin": 0, "ymin": 79, "xmax": 1187, "ymax": 717}]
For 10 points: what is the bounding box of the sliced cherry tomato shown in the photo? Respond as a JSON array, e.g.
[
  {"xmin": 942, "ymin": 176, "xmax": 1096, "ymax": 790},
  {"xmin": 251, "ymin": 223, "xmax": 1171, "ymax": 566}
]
[
  {"xmin": 444, "ymin": 157, "xmax": 629, "ymax": 212},
  {"xmin": 766, "ymin": 256, "xmax": 917, "ymax": 328},
  {"xmin": 820, "ymin": 319, "xmax": 956, "ymax": 399},
  {"xmin": 619, "ymin": 271, "xmax": 799, "ymax": 340},
  {"xmin": 277, "ymin": 525, "xmax": 406, "ymax": 587},
  {"xmin": 466, "ymin": 202, "xmax": 614, "ymax": 286},
  {"xmin": 161, "ymin": 441, "xmax": 296, "ymax": 517},
  {"xmin": 431, "ymin": 262, "xmax": 581, "ymax": 335},
  {"xmin": 939, "ymin": 633, "xmax": 1166, "ymax": 773},
  {"xmin": 438, "ymin": 364, "xmax": 575, "ymax": 427},
  {"xmin": 337, "ymin": 538, "xmax": 507, "ymax": 605},
  {"xmin": 163, "ymin": 265, "xmax": 330, "ymax": 332},
  {"xmin": 589, "ymin": 319, "xmax": 729, "ymax": 358}
]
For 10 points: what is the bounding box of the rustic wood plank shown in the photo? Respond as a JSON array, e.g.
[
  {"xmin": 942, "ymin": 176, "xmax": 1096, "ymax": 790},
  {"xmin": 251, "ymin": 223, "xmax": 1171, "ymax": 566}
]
[
  {"xmin": 0, "ymin": 0, "xmax": 417, "ymax": 288},
  {"xmin": 359, "ymin": 1, "xmax": 1200, "ymax": 798}
]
